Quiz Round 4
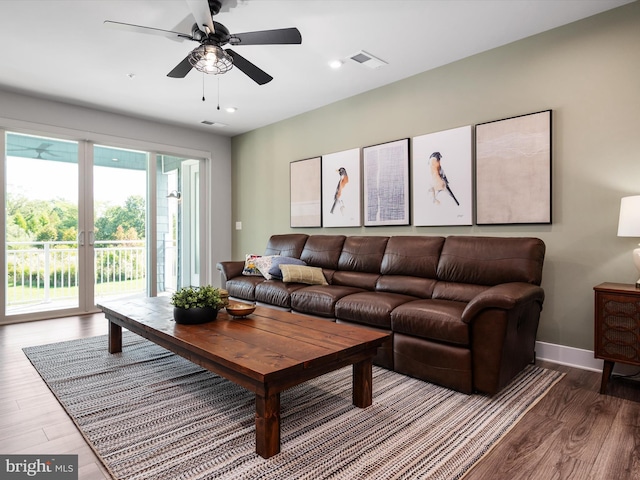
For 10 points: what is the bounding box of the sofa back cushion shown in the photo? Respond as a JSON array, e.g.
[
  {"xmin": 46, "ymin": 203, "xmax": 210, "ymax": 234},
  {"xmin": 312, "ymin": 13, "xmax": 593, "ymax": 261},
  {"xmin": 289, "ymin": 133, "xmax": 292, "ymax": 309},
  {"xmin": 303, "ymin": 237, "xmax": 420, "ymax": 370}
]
[
  {"xmin": 381, "ymin": 236, "xmax": 445, "ymax": 277},
  {"xmin": 264, "ymin": 234, "xmax": 309, "ymax": 258},
  {"xmin": 338, "ymin": 236, "xmax": 389, "ymax": 273},
  {"xmin": 300, "ymin": 235, "xmax": 346, "ymax": 269},
  {"xmin": 436, "ymin": 236, "xmax": 546, "ymax": 286},
  {"xmin": 326, "ymin": 236, "xmax": 387, "ymax": 290}
]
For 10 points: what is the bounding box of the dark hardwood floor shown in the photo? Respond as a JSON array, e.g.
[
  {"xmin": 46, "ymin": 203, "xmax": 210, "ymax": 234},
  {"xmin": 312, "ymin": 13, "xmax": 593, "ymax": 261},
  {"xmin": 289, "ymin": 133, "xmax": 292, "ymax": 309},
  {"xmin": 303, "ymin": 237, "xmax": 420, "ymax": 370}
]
[{"xmin": 2, "ymin": 314, "xmax": 640, "ymax": 479}]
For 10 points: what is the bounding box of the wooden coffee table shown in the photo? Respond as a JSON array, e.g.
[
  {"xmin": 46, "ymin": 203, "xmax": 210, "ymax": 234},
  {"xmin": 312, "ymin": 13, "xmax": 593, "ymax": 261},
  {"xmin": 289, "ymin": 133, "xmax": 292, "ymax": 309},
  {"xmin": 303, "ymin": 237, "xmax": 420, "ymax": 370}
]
[{"xmin": 97, "ymin": 296, "xmax": 389, "ymax": 458}]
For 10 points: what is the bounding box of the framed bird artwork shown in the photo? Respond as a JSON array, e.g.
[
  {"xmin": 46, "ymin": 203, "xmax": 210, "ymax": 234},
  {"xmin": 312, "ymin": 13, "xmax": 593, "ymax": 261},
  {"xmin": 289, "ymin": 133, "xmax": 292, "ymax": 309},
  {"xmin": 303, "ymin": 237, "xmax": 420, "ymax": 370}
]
[
  {"xmin": 412, "ymin": 126, "xmax": 473, "ymax": 226},
  {"xmin": 363, "ymin": 138, "xmax": 410, "ymax": 226},
  {"xmin": 321, "ymin": 148, "xmax": 361, "ymax": 227}
]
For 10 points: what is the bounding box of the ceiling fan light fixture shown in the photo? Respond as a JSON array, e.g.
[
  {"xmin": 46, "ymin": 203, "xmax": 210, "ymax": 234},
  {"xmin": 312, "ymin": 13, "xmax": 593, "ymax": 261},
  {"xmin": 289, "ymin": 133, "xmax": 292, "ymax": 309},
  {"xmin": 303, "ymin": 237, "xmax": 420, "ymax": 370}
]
[{"xmin": 188, "ymin": 44, "xmax": 233, "ymax": 75}]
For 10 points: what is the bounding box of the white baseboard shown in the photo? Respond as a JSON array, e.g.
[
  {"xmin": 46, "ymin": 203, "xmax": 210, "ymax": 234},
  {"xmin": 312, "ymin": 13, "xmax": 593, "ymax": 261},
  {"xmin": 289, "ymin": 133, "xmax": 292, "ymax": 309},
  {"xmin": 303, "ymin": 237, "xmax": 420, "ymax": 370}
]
[{"xmin": 536, "ymin": 341, "xmax": 640, "ymax": 375}]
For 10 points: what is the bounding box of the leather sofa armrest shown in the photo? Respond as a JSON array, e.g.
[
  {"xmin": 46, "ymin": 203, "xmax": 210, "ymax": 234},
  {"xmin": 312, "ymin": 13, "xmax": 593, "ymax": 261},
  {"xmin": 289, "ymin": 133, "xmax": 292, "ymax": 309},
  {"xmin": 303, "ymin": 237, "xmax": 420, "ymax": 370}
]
[
  {"xmin": 216, "ymin": 261, "xmax": 244, "ymax": 286},
  {"xmin": 461, "ymin": 282, "xmax": 545, "ymax": 324}
]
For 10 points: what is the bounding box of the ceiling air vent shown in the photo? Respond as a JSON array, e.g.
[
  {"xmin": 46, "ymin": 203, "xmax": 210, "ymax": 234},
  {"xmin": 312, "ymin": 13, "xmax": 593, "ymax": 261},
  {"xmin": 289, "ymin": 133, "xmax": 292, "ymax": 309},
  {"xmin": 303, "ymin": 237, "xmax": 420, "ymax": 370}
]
[
  {"xmin": 349, "ymin": 50, "xmax": 388, "ymax": 69},
  {"xmin": 201, "ymin": 120, "xmax": 227, "ymax": 127}
]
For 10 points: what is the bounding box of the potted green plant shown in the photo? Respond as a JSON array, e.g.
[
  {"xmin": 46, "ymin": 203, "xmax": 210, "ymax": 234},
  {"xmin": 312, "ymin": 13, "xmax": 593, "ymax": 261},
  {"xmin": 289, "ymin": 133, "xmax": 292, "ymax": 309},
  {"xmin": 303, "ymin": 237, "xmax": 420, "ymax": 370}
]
[{"xmin": 170, "ymin": 285, "xmax": 228, "ymax": 324}]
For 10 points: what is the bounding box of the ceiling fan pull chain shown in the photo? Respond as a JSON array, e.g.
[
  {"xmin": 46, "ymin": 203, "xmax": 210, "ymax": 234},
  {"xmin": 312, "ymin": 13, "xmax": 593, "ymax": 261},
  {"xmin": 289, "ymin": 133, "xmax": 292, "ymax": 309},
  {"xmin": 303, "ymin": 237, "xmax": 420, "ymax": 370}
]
[
  {"xmin": 202, "ymin": 72, "xmax": 206, "ymax": 102},
  {"xmin": 217, "ymin": 76, "xmax": 220, "ymax": 111}
]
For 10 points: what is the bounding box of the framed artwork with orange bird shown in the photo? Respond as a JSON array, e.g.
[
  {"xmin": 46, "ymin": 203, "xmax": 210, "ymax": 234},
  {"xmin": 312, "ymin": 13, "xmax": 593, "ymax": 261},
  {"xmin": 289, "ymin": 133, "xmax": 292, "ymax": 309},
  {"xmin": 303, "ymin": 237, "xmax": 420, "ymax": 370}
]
[
  {"xmin": 412, "ymin": 126, "xmax": 473, "ymax": 226},
  {"xmin": 322, "ymin": 148, "xmax": 361, "ymax": 227}
]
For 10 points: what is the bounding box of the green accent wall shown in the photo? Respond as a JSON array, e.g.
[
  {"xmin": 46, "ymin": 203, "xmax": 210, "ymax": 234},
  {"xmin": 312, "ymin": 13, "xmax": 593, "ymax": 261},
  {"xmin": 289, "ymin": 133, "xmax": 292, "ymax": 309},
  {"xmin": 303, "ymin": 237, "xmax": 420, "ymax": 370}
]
[{"xmin": 230, "ymin": 2, "xmax": 640, "ymax": 351}]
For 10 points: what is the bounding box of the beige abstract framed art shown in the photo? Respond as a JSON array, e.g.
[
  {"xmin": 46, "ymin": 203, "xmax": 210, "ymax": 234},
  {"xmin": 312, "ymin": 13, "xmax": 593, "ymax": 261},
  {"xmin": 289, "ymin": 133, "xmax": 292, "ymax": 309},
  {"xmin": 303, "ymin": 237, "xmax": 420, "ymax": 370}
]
[
  {"xmin": 290, "ymin": 156, "xmax": 322, "ymax": 227},
  {"xmin": 475, "ymin": 110, "xmax": 552, "ymax": 225}
]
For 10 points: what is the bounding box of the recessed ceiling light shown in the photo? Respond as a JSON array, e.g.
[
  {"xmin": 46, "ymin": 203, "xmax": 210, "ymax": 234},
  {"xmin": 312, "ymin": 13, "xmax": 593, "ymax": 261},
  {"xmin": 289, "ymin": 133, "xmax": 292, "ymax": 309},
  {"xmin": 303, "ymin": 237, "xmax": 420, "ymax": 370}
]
[
  {"xmin": 328, "ymin": 59, "xmax": 343, "ymax": 69},
  {"xmin": 225, "ymin": 107, "xmax": 237, "ymax": 113}
]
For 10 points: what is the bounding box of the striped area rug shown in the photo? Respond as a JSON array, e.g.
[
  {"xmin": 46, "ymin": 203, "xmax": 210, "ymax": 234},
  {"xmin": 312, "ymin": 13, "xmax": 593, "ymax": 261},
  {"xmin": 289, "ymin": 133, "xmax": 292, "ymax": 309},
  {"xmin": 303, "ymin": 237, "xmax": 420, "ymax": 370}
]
[{"xmin": 24, "ymin": 333, "xmax": 563, "ymax": 480}]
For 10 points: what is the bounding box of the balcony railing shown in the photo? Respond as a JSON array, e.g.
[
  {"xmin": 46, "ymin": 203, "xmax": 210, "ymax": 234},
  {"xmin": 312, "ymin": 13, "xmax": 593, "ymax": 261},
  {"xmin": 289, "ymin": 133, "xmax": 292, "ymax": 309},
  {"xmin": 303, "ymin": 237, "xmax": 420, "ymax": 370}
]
[{"xmin": 6, "ymin": 240, "xmax": 146, "ymax": 313}]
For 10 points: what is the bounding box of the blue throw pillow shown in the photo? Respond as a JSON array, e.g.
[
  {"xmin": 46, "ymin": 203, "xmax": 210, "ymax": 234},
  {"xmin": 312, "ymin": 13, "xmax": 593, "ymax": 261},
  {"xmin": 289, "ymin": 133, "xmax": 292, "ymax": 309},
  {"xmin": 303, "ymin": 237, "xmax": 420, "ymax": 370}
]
[{"xmin": 269, "ymin": 257, "xmax": 306, "ymax": 279}]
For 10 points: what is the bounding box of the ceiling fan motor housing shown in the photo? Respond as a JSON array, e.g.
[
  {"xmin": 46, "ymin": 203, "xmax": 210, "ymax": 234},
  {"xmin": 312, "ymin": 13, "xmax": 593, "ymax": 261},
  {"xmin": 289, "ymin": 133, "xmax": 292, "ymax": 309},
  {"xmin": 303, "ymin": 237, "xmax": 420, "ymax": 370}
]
[
  {"xmin": 208, "ymin": 0, "xmax": 222, "ymax": 16},
  {"xmin": 192, "ymin": 21, "xmax": 230, "ymax": 46},
  {"xmin": 209, "ymin": 22, "xmax": 230, "ymax": 45}
]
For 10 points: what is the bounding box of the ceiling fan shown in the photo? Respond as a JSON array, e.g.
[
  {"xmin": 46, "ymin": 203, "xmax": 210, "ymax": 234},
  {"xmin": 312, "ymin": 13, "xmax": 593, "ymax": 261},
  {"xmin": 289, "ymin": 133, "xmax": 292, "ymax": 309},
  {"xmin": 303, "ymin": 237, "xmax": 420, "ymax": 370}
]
[{"xmin": 104, "ymin": 0, "xmax": 302, "ymax": 85}]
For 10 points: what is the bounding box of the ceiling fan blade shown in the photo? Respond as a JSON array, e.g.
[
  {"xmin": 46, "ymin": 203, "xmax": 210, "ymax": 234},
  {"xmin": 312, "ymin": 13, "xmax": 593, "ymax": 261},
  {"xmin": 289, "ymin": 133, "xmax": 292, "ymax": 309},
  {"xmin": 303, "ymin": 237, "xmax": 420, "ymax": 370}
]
[
  {"xmin": 104, "ymin": 20, "xmax": 193, "ymax": 41},
  {"xmin": 167, "ymin": 55, "xmax": 194, "ymax": 78},
  {"xmin": 185, "ymin": 0, "xmax": 216, "ymax": 34},
  {"xmin": 226, "ymin": 49, "xmax": 273, "ymax": 85},
  {"xmin": 230, "ymin": 27, "xmax": 302, "ymax": 46}
]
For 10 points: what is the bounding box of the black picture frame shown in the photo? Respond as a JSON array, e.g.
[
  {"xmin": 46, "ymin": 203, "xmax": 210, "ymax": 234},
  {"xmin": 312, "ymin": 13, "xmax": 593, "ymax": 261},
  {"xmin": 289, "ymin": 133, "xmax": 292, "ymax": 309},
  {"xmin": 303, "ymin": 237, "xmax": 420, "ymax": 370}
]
[
  {"xmin": 475, "ymin": 110, "xmax": 552, "ymax": 225},
  {"xmin": 363, "ymin": 138, "xmax": 410, "ymax": 226}
]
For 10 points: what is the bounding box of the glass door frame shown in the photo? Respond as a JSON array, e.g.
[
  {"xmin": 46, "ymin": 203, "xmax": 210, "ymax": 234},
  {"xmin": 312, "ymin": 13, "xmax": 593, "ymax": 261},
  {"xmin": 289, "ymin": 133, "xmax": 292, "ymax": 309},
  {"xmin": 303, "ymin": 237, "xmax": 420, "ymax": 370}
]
[{"xmin": 78, "ymin": 140, "xmax": 94, "ymax": 313}]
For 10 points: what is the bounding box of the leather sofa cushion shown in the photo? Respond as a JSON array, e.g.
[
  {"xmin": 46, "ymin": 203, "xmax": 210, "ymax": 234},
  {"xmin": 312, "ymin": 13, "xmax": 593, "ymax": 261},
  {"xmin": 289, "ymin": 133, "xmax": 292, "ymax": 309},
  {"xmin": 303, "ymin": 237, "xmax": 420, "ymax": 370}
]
[
  {"xmin": 254, "ymin": 280, "xmax": 306, "ymax": 308},
  {"xmin": 225, "ymin": 276, "xmax": 264, "ymax": 301},
  {"xmin": 338, "ymin": 236, "xmax": 389, "ymax": 273},
  {"xmin": 332, "ymin": 271, "xmax": 380, "ymax": 290},
  {"xmin": 300, "ymin": 235, "xmax": 346, "ymax": 269},
  {"xmin": 291, "ymin": 285, "xmax": 365, "ymax": 318},
  {"xmin": 264, "ymin": 234, "xmax": 308, "ymax": 257},
  {"xmin": 437, "ymin": 236, "xmax": 545, "ymax": 286},
  {"xmin": 391, "ymin": 299, "xmax": 469, "ymax": 346},
  {"xmin": 335, "ymin": 291, "xmax": 418, "ymax": 329},
  {"xmin": 376, "ymin": 275, "xmax": 437, "ymax": 299},
  {"xmin": 381, "ymin": 236, "xmax": 445, "ymax": 277}
]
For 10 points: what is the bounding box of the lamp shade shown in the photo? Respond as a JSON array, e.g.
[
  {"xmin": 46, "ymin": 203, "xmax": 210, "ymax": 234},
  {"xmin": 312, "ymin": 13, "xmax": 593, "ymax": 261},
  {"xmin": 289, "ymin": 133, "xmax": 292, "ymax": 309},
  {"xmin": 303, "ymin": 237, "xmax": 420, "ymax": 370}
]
[{"xmin": 617, "ymin": 195, "xmax": 640, "ymax": 237}]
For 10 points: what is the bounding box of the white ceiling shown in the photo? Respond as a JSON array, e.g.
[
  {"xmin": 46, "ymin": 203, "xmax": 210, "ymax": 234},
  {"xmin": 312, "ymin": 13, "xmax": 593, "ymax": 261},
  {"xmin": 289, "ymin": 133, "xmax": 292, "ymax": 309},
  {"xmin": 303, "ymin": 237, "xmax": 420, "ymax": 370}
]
[{"xmin": 0, "ymin": 0, "xmax": 633, "ymax": 137}]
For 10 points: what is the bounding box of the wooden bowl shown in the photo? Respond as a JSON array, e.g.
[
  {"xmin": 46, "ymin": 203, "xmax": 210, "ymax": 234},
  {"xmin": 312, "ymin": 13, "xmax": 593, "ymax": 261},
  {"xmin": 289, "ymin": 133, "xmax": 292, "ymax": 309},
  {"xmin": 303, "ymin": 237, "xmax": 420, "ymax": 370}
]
[{"xmin": 226, "ymin": 303, "xmax": 256, "ymax": 318}]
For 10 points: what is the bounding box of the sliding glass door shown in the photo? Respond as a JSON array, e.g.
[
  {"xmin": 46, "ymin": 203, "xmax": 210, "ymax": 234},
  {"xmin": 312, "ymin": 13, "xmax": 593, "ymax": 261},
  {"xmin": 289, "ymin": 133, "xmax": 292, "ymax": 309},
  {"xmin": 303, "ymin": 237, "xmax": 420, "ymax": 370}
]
[
  {"xmin": 93, "ymin": 145, "xmax": 148, "ymax": 305},
  {"xmin": 4, "ymin": 133, "xmax": 80, "ymax": 315},
  {"xmin": 2, "ymin": 130, "xmax": 205, "ymax": 322},
  {"xmin": 156, "ymin": 155, "xmax": 202, "ymax": 295}
]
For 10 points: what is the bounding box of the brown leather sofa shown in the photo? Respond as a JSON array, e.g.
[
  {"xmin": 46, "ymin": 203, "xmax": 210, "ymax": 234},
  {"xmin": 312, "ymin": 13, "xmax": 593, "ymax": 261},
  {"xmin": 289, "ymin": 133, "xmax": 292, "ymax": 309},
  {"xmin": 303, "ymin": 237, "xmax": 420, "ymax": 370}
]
[{"xmin": 217, "ymin": 234, "xmax": 546, "ymax": 395}]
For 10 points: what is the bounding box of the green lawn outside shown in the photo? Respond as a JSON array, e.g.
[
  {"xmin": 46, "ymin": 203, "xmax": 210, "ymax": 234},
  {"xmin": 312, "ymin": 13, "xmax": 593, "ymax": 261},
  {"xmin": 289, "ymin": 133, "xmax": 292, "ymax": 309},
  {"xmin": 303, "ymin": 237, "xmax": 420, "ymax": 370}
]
[{"xmin": 6, "ymin": 278, "xmax": 146, "ymax": 305}]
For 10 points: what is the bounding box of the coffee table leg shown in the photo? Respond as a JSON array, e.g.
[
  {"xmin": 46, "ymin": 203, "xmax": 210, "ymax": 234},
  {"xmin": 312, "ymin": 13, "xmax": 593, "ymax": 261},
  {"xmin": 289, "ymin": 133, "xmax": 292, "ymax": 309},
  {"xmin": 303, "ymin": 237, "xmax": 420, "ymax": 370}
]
[
  {"xmin": 353, "ymin": 358, "xmax": 373, "ymax": 408},
  {"xmin": 108, "ymin": 320, "xmax": 122, "ymax": 354},
  {"xmin": 255, "ymin": 392, "xmax": 280, "ymax": 458}
]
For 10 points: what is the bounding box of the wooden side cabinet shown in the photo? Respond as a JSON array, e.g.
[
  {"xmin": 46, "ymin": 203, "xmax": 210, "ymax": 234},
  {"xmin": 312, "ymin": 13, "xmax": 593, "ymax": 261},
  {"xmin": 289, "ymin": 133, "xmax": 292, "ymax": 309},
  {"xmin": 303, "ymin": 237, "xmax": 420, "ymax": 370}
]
[{"xmin": 594, "ymin": 282, "xmax": 640, "ymax": 394}]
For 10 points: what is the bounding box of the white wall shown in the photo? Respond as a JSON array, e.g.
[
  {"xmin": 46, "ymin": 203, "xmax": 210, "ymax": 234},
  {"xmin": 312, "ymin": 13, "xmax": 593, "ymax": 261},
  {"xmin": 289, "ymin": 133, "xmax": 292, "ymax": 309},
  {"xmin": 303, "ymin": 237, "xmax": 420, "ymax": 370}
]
[
  {"xmin": 0, "ymin": 89, "xmax": 232, "ymax": 288},
  {"xmin": 230, "ymin": 2, "xmax": 640, "ymax": 352}
]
